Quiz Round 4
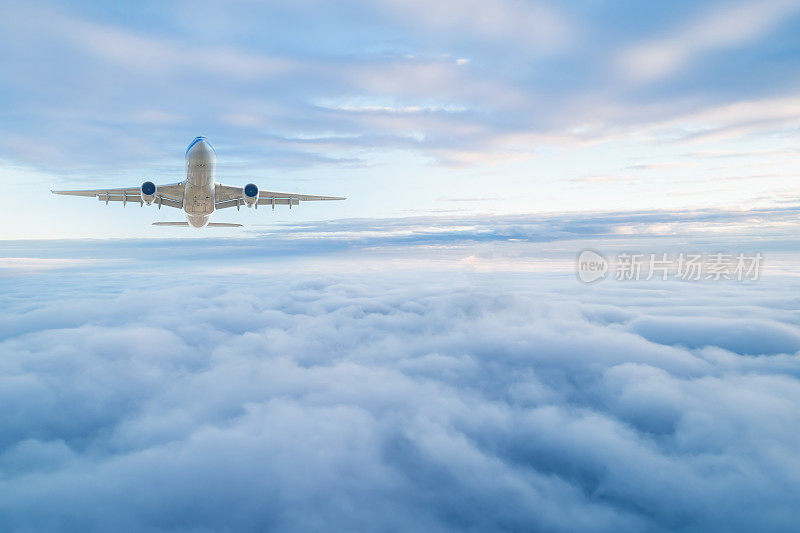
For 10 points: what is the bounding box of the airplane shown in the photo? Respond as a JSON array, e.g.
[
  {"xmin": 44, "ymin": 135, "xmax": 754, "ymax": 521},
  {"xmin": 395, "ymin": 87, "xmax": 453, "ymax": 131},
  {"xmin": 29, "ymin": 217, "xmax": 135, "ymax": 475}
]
[{"xmin": 52, "ymin": 136, "xmax": 345, "ymax": 228}]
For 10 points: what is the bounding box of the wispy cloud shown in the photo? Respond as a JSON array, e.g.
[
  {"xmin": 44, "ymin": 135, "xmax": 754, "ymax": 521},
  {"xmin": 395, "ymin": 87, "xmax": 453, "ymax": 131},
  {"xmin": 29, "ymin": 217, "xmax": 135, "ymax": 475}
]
[
  {"xmin": 618, "ymin": 0, "xmax": 800, "ymax": 82},
  {"xmin": 4, "ymin": 207, "xmax": 800, "ymax": 267},
  {"xmin": 372, "ymin": 0, "xmax": 575, "ymax": 53}
]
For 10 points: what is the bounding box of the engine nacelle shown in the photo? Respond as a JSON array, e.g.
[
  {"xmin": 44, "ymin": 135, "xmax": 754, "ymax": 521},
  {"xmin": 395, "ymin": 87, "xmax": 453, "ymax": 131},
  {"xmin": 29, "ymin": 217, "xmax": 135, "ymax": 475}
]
[
  {"xmin": 243, "ymin": 183, "xmax": 259, "ymax": 207},
  {"xmin": 141, "ymin": 181, "xmax": 157, "ymax": 205}
]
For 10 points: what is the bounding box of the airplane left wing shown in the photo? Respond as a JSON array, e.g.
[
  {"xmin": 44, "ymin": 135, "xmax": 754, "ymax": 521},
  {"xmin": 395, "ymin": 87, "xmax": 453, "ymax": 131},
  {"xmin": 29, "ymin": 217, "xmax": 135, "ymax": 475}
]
[
  {"xmin": 52, "ymin": 183, "xmax": 185, "ymax": 209},
  {"xmin": 215, "ymin": 184, "xmax": 345, "ymax": 210}
]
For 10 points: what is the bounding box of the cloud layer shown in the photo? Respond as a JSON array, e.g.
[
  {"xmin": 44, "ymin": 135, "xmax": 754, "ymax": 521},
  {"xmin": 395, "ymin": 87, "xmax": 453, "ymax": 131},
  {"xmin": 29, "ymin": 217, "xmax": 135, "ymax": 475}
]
[{"xmin": 1, "ymin": 236, "xmax": 800, "ymax": 531}]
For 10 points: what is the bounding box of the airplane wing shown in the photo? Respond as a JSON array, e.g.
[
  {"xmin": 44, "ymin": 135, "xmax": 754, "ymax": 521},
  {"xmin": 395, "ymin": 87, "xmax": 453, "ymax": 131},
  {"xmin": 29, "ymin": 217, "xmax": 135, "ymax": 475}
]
[
  {"xmin": 214, "ymin": 184, "xmax": 345, "ymax": 210},
  {"xmin": 52, "ymin": 183, "xmax": 185, "ymax": 209}
]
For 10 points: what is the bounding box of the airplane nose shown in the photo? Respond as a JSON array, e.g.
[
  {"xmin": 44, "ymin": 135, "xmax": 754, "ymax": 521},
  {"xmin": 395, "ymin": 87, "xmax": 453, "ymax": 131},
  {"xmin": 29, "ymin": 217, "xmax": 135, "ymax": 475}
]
[{"xmin": 186, "ymin": 136, "xmax": 215, "ymax": 156}]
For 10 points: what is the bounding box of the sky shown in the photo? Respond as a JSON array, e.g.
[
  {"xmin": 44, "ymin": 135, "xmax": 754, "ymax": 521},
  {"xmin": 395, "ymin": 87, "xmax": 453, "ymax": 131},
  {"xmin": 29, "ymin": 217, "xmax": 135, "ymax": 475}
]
[
  {"xmin": 2, "ymin": 1, "xmax": 800, "ymax": 531},
  {"xmin": 1, "ymin": 0, "xmax": 800, "ymax": 237}
]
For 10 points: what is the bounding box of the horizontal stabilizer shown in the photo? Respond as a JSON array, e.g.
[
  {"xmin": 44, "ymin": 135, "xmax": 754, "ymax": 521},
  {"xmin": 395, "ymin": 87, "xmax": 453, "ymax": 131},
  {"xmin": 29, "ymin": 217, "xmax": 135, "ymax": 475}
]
[{"xmin": 151, "ymin": 222, "xmax": 243, "ymax": 227}]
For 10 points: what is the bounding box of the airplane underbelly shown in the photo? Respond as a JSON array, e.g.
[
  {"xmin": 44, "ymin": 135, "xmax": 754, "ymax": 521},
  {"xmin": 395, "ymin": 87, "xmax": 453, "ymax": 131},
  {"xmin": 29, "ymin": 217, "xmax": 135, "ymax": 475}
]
[
  {"xmin": 184, "ymin": 184, "xmax": 214, "ymax": 215},
  {"xmin": 188, "ymin": 166, "xmax": 213, "ymax": 187}
]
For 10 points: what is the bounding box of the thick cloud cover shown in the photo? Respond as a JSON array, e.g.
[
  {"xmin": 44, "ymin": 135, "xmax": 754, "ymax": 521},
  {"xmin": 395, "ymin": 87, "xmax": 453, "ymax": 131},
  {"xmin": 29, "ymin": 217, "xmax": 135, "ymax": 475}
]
[{"xmin": 1, "ymin": 225, "xmax": 800, "ymax": 531}]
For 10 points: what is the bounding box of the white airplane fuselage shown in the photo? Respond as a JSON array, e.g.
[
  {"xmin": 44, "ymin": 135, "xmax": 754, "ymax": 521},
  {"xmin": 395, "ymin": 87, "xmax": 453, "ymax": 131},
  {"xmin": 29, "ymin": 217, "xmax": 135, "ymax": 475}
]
[{"xmin": 183, "ymin": 136, "xmax": 216, "ymax": 228}]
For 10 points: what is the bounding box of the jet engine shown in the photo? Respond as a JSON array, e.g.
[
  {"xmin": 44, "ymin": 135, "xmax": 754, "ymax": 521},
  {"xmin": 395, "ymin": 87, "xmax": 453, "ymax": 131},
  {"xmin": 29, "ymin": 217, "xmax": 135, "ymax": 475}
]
[
  {"xmin": 243, "ymin": 183, "xmax": 259, "ymax": 207},
  {"xmin": 140, "ymin": 181, "xmax": 157, "ymax": 205}
]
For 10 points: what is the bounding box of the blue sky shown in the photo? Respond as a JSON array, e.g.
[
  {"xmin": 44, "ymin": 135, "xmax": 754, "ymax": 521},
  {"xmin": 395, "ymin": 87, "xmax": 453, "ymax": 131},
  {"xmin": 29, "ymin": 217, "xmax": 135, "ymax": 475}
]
[{"xmin": 2, "ymin": 0, "xmax": 800, "ymax": 237}]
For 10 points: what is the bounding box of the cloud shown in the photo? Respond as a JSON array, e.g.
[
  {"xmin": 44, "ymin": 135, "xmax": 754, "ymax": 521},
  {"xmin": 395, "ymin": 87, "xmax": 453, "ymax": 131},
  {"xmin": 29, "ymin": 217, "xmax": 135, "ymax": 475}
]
[
  {"xmin": 0, "ymin": 0, "xmax": 796, "ymax": 175},
  {"xmin": 627, "ymin": 316, "xmax": 800, "ymax": 355},
  {"xmin": 4, "ymin": 2, "xmax": 292, "ymax": 80},
  {"xmin": 371, "ymin": 0, "xmax": 575, "ymax": 53},
  {"xmin": 1, "ymin": 233, "xmax": 800, "ymax": 530},
  {"xmin": 0, "ymin": 1, "xmax": 541, "ymax": 169},
  {"xmin": 619, "ymin": 0, "xmax": 800, "ymax": 82},
  {"xmin": 4, "ymin": 205, "xmax": 800, "ymax": 267},
  {"xmin": 634, "ymin": 96, "xmax": 800, "ymax": 145}
]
